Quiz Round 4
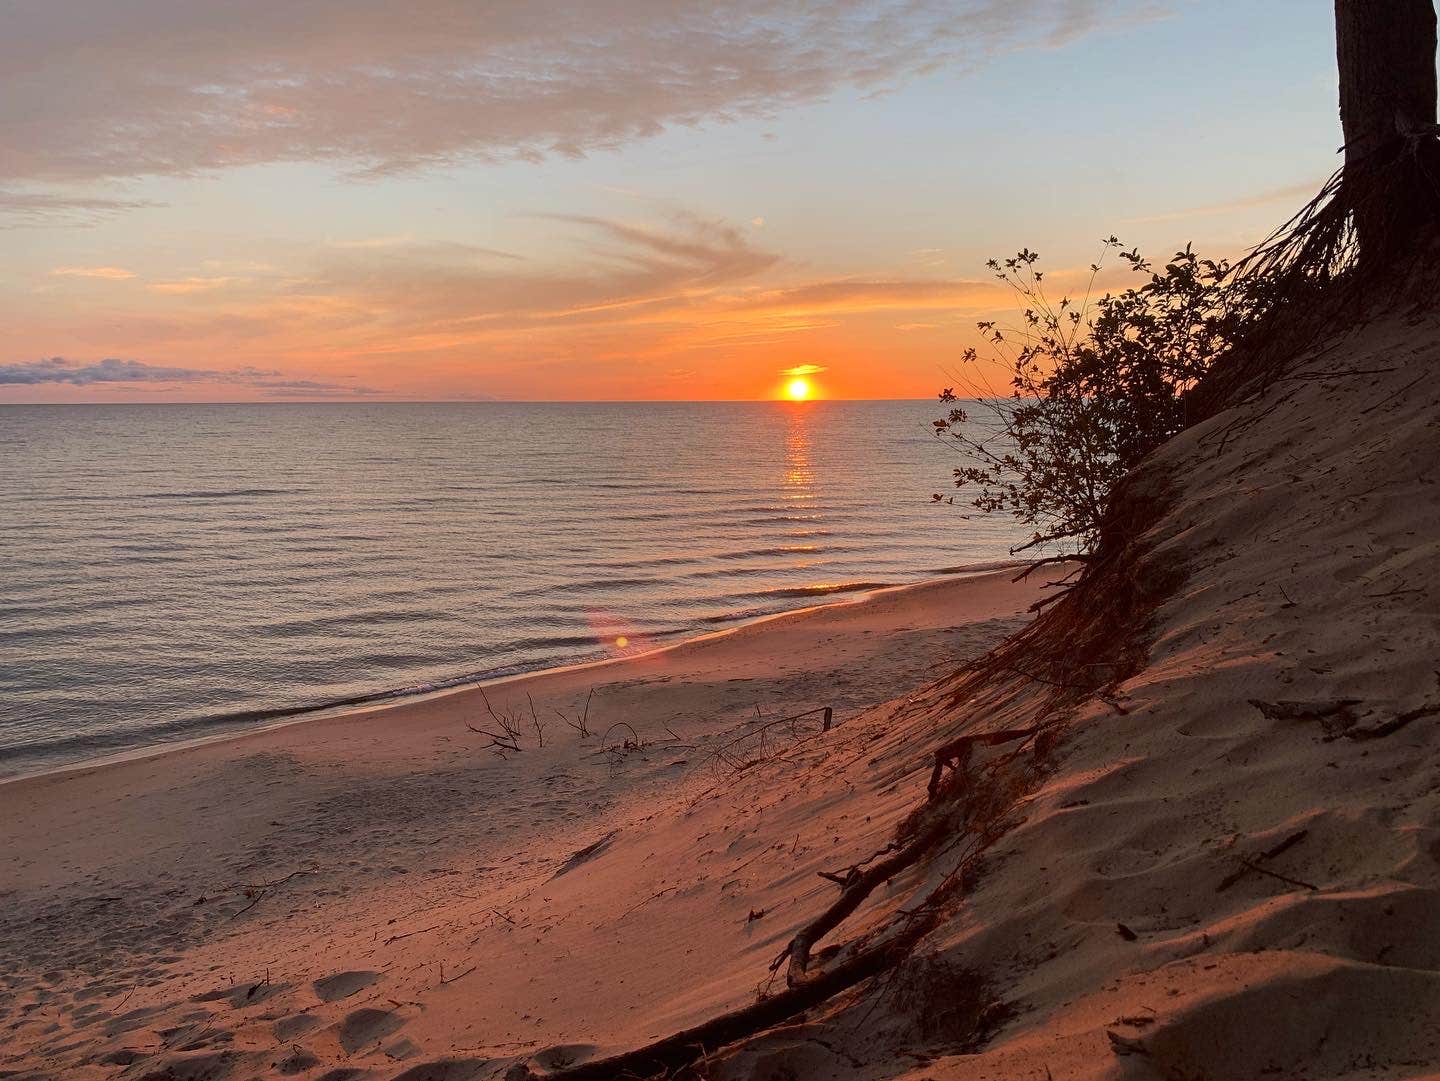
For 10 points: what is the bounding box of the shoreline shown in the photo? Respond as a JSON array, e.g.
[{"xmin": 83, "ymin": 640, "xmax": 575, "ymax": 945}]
[
  {"xmin": 0, "ymin": 560, "xmax": 1070, "ymax": 1079},
  {"xmin": 0, "ymin": 559, "xmax": 1031, "ymax": 787}
]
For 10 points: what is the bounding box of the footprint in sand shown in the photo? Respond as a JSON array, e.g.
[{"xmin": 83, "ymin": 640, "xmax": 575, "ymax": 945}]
[
  {"xmin": 387, "ymin": 1060, "xmax": 490, "ymax": 1081},
  {"xmin": 338, "ymin": 1005, "xmax": 405, "ymax": 1054},
  {"xmin": 530, "ymin": 1043, "xmax": 598, "ymax": 1071},
  {"xmin": 313, "ymin": 969, "xmax": 382, "ymax": 1003},
  {"xmin": 273, "ymin": 1012, "xmax": 322, "ymax": 1040},
  {"xmin": 385, "ymin": 1036, "xmax": 422, "ymax": 1060},
  {"xmin": 190, "ymin": 979, "xmax": 288, "ymax": 1009},
  {"xmin": 275, "ymin": 1046, "xmax": 322, "ymax": 1074}
]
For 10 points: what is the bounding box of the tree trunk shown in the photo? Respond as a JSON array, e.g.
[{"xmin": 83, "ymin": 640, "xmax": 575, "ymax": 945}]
[{"xmin": 1335, "ymin": 0, "xmax": 1440, "ymax": 270}]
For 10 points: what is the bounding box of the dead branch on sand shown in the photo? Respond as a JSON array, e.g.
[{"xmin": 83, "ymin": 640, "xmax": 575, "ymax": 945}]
[
  {"xmin": 527, "ymin": 693, "xmax": 547, "ymax": 748},
  {"xmin": 465, "ymin": 687, "xmax": 526, "ymax": 755},
  {"xmin": 704, "ymin": 706, "xmax": 835, "ymax": 779},
  {"xmin": 1217, "ymin": 829, "xmax": 1313, "ymax": 893},
  {"xmin": 553, "ymin": 688, "xmax": 595, "ymax": 738},
  {"xmin": 229, "ymin": 869, "xmax": 315, "ymax": 919}
]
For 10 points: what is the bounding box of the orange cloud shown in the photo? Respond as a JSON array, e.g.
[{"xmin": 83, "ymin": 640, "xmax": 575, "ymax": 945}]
[
  {"xmin": 50, "ymin": 265, "xmax": 135, "ymax": 280},
  {"xmin": 7, "ymin": 213, "xmax": 1024, "ymax": 402},
  {"xmin": 147, "ymin": 277, "xmax": 237, "ymax": 294}
]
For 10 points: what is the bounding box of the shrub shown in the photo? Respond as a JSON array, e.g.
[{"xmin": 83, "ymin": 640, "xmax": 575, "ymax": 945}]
[{"xmin": 933, "ymin": 239, "xmax": 1265, "ymax": 554}]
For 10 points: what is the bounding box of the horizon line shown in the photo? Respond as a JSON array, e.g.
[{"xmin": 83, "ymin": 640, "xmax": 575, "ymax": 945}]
[{"xmin": 0, "ymin": 396, "xmax": 943, "ymax": 406}]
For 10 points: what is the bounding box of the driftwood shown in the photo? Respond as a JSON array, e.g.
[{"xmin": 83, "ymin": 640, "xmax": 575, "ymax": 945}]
[
  {"xmin": 466, "ymin": 687, "xmax": 526, "ymax": 754},
  {"xmin": 538, "ymin": 902, "xmax": 952, "ymax": 1081},
  {"xmin": 776, "ymin": 725, "xmax": 1042, "ymax": 990},
  {"xmin": 1249, "ymin": 697, "xmax": 1362, "ymax": 739},
  {"xmin": 1347, "ymin": 701, "xmax": 1440, "ymax": 740},
  {"xmin": 775, "ymin": 814, "xmax": 953, "ymax": 991},
  {"xmin": 229, "ymin": 869, "xmax": 314, "ymax": 919},
  {"xmin": 1249, "ymin": 697, "xmax": 1440, "ymax": 742}
]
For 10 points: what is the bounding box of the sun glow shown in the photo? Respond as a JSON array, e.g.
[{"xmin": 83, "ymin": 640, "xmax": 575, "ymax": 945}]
[{"xmin": 785, "ymin": 377, "xmax": 813, "ymax": 401}]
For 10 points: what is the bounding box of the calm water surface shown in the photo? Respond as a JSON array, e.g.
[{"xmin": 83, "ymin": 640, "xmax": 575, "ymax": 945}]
[{"xmin": 0, "ymin": 402, "xmax": 1021, "ymax": 775}]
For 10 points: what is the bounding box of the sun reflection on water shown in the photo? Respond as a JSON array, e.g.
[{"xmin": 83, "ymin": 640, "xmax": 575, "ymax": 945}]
[{"xmin": 784, "ymin": 408, "xmax": 816, "ymax": 498}]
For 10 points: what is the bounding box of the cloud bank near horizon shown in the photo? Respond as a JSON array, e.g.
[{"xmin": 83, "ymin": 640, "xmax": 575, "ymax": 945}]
[
  {"xmin": 1, "ymin": 0, "xmax": 1162, "ymax": 185},
  {"xmin": 0, "ymin": 358, "xmax": 380, "ymax": 397}
]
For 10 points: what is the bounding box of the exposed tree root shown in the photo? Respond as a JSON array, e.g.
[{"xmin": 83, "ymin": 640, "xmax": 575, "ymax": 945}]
[
  {"xmin": 1191, "ymin": 132, "xmax": 1440, "ymax": 423},
  {"xmin": 534, "ymin": 727, "xmax": 1041, "ymax": 1081},
  {"xmin": 537, "ymin": 895, "xmax": 956, "ymax": 1081}
]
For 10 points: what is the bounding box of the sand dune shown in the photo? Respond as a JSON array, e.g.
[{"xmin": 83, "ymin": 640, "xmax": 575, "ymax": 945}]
[{"xmin": 700, "ymin": 310, "xmax": 1440, "ymax": 1079}]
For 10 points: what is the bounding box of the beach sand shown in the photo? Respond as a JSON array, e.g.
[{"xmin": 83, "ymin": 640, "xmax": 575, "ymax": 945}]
[{"xmin": 0, "ymin": 567, "xmax": 1063, "ymax": 1079}]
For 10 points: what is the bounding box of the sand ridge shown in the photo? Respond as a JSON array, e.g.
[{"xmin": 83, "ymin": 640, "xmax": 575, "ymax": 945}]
[{"xmin": 702, "ymin": 309, "xmax": 1440, "ymax": 1080}]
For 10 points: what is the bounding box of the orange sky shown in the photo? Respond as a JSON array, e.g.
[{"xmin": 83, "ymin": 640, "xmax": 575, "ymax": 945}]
[{"xmin": 0, "ymin": 2, "xmax": 1338, "ymax": 402}]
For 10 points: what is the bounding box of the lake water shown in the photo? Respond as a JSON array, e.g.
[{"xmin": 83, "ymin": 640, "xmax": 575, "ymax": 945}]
[{"xmin": 0, "ymin": 401, "xmax": 1023, "ymax": 776}]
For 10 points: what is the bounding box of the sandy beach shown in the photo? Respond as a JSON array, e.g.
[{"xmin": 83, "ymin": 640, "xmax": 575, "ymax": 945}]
[{"xmin": 0, "ymin": 567, "xmax": 1063, "ymax": 1079}]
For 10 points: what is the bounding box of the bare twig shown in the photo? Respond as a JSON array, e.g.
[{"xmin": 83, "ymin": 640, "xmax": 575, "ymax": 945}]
[
  {"xmin": 384, "ymin": 924, "xmax": 441, "ymax": 945},
  {"xmin": 439, "ymin": 964, "xmax": 477, "ymax": 986},
  {"xmin": 555, "ymin": 688, "xmax": 595, "ymax": 738},
  {"xmin": 1233, "ymin": 859, "xmax": 1318, "ymax": 892},
  {"xmin": 1012, "ymin": 555, "xmax": 1088, "ymax": 582},
  {"xmin": 230, "ymin": 869, "xmax": 315, "ymax": 919},
  {"xmin": 1217, "ymin": 829, "xmax": 1312, "ymax": 892}
]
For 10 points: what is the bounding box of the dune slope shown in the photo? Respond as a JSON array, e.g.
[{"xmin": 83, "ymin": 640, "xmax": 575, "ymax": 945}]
[{"xmin": 698, "ymin": 310, "xmax": 1440, "ymax": 1080}]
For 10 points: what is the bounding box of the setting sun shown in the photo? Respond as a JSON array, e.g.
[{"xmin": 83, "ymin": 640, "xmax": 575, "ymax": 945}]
[{"xmin": 785, "ymin": 377, "xmax": 812, "ymax": 400}]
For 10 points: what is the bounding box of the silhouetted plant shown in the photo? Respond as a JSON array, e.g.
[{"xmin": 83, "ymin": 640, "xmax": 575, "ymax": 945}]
[{"xmin": 934, "ymin": 240, "xmax": 1267, "ymax": 553}]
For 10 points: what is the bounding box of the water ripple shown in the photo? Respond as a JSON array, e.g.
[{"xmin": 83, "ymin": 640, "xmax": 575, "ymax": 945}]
[{"xmin": 0, "ymin": 401, "xmax": 1022, "ymax": 775}]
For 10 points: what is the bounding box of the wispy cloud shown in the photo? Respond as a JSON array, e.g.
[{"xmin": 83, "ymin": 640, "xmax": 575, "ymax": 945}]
[
  {"xmin": 9, "ymin": 212, "xmax": 1006, "ymax": 392},
  {"xmin": 1, "ymin": 189, "xmax": 160, "ymax": 227},
  {"xmin": 1121, "ymin": 179, "xmax": 1323, "ymax": 226},
  {"xmin": 725, "ymin": 278, "xmax": 996, "ymax": 316},
  {"xmin": 251, "ymin": 378, "xmax": 384, "ymax": 397},
  {"xmin": 0, "ymin": 1, "xmax": 1166, "ymax": 186},
  {"xmin": 297, "ymin": 213, "xmax": 782, "ymax": 333},
  {"xmin": 50, "ymin": 266, "xmax": 136, "ymax": 280},
  {"xmin": 146, "ymin": 277, "xmax": 238, "ymax": 294},
  {"xmin": 780, "ymin": 363, "xmax": 827, "ymax": 376}
]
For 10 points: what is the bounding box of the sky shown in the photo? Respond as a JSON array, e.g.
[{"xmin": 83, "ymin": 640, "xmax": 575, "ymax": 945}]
[{"xmin": 1, "ymin": 0, "xmax": 1342, "ymax": 403}]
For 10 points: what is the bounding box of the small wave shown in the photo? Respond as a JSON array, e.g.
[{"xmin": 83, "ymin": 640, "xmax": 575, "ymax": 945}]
[
  {"xmin": 735, "ymin": 514, "xmax": 824, "ymax": 525},
  {"xmin": 742, "ymin": 581, "xmax": 895, "ymax": 600},
  {"xmin": 256, "ymin": 610, "xmax": 431, "ymax": 637},
  {"xmin": 140, "ymin": 488, "xmax": 301, "ymax": 500},
  {"xmin": 528, "ymin": 575, "xmax": 665, "ymax": 597},
  {"xmin": 699, "ymin": 605, "xmax": 775, "ymax": 625},
  {"xmin": 712, "ymin": 545, "xmax": 826, "ymax": 560},
  {"xmin": 928, "ymin": 559, "xmax": 1032, "ymax": 575}
]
